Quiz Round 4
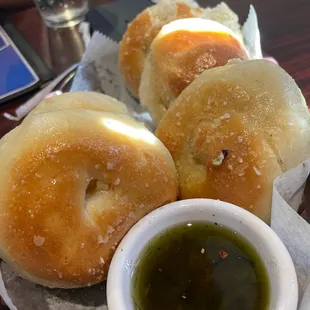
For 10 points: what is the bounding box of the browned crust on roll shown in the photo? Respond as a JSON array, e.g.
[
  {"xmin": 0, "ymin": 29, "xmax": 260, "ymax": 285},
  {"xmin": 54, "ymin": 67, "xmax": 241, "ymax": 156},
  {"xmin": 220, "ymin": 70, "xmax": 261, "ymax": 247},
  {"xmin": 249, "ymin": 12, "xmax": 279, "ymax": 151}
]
[
  {"xmin": 139, "ymin": 20, "xmax": 249, "ymax": 125},
  {"xmin": 152, "ymin": 30, "xmax": 249, "ymax": 97},
  {"xmin": 156, "ymin": 60, "xmax": 310, "ymax": 223},
  {"xmin": 177, "ymin": 2, "xmax": 202, "ymax": 17},
  {"xmin": 119, "ymin": 10, "xmax": 159, "ymax": 97},
  {"xmin": 0, "ymin": 96, "xmax": 178, "ymax": 288},
  {"xmin": 119, "ymin": 1, "xmax": 203, "ymax": 97}
]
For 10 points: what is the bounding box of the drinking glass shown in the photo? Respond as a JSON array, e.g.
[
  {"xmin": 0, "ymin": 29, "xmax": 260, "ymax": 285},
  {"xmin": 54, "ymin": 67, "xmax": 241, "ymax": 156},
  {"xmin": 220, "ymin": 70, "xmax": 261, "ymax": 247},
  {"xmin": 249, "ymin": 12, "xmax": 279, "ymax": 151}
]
[{"xmin": 33, "ymin": 0, "xmax": 89, "ymax": 28}]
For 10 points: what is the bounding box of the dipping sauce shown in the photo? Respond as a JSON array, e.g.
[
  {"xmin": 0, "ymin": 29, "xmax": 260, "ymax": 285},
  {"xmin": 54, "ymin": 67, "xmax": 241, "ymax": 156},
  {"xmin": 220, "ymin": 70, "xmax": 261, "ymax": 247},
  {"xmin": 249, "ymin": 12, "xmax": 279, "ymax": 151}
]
[{"xmin": 132, "ymin": 222, "xmax": 270, "ymax": 310}]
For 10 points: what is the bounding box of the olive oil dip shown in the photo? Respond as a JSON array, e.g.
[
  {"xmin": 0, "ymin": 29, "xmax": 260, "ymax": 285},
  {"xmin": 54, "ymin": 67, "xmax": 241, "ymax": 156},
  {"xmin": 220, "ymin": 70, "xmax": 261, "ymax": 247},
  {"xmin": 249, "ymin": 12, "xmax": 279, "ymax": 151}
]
[{"xmin": 132, "ymin": 222, "xmax": 270, "ymax": 310}]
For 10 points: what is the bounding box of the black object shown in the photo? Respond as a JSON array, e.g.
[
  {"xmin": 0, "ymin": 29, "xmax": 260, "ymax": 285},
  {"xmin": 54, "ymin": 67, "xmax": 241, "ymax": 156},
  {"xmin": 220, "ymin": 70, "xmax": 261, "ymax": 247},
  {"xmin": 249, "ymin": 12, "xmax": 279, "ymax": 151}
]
[
  {"xmin": 0, "ymin": 12, "xmax": 53, "ymax": 105},
  {"xmin": 86, "ymin": 0, "xmax": 154, "ymax": 41}
]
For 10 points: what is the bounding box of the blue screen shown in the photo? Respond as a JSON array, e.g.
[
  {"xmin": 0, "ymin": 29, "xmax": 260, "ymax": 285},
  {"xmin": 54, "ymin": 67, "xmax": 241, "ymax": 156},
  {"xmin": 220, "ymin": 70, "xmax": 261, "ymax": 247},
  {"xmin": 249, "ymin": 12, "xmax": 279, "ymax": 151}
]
[{"xmin": 0, "ymin": 28, "xmax": 38, "ymax": 100}]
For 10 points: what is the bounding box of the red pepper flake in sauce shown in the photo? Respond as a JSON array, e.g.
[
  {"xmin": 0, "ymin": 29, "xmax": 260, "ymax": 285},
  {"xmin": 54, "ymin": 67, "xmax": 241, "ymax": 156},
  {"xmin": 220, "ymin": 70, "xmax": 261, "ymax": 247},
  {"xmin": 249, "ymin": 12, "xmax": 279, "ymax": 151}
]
[{"xmin": 219, "ymin": 250, "xmax": 228, "ymax": 259}]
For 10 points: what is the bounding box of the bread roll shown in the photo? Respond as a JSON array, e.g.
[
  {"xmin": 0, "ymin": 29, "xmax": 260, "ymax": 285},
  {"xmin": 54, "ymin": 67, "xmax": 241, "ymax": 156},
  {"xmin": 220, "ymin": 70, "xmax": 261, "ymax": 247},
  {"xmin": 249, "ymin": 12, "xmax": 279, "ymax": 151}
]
[
  {"xmin": 1, "ymin": 91, "xmax": 129, "ymax": 152},
  {"xmin": 156, "ymin": 59, "xmax": 310, "ymax": 223},
  {"xmin": 0, "ymin": 93, "xmax": 178, "ymax": 288},
  {"xmin": 119, "ymin": 0, "xmax": 242, "ymax": 97},
  {"xmin": 29, "ymin": 91, "xmax": 129, "ymax": 116},
  {"xmin": 204, "ymin": 2, "xmax": 243, "ymax": 39},
  {"xmin": 140, "ymin": 18, "xmax": 249, "ymax": 125}
]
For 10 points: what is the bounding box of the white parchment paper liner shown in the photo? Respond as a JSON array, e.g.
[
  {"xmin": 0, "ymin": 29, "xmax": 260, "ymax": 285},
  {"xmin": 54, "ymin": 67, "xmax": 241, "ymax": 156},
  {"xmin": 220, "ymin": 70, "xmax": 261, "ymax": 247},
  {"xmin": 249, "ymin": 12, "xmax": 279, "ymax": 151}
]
[
  {"xmin": 3, "ymin": 4, "xmax": 308, "ymax": 310},
  {"xmin": 271, "ymin": 160, "xmax": 310, "ymax": 309},
  {"xmin": 70, "ymin": 32, "xmax": 155, "ymax": 132},
  {"xmin": 0, "ymin": 262, "xmax": 107, "ymax": 310}
]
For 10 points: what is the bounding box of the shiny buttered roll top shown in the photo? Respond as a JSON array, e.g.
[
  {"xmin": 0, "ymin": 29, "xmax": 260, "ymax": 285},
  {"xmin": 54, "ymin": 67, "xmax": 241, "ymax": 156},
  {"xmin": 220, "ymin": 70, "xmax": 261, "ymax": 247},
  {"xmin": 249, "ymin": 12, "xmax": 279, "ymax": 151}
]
[
  {"xmin": 139, "ymin": 18, "xmax": 249, "ymax": 125},
  {"xmin": 156, "ymin": 59, "xmax": 310, "ymax": 223},
  {"xmin": 119, "ymin": 0, "xmax": 243, "ymax": 98},
  {"xmin": 0, "ymin": 92, "xmax": 178, "ymax": 288}
]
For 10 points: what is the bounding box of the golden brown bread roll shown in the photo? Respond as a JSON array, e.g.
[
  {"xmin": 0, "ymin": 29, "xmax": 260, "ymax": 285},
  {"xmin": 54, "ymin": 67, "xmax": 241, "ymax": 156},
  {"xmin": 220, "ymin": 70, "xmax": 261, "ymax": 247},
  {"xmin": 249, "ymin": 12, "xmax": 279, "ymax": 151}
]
[
  {"xmin": 0, "ymin": 91, "xmax": 130, "ymax": 154},
  {"xmin": 28, "ymin": 91, "xmax": 129, "ymax": 116},
  {"xmin": 0, "ymin": 93, "xmax": 178, "ymax": 288},
  {"xmin": 119, "ymin": 0, "xmax": 242, "ymax": 97},
  {"xmin": 156, "ymin": 59, "xmax": 310, "ymax": 223},
  {"xmin": 140, "ymin": 18, "xmax": 249, "ymax": 125}
]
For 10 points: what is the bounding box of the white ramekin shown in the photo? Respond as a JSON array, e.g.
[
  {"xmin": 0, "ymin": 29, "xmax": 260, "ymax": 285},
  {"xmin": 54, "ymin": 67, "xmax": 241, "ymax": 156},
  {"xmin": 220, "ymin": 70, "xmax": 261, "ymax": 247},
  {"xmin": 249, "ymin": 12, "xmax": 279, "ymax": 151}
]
[{"xmin": 107, "ymin": 199, "xmax": 298, "ymax": 310}]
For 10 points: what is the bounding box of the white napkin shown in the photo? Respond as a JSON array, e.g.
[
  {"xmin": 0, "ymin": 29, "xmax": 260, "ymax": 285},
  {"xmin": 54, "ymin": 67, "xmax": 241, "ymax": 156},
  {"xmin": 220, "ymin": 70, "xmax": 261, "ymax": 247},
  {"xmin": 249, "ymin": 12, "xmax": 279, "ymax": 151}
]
[{"xmin": 271, "ymin": 160, "xmax": 310, "ymax": 307}]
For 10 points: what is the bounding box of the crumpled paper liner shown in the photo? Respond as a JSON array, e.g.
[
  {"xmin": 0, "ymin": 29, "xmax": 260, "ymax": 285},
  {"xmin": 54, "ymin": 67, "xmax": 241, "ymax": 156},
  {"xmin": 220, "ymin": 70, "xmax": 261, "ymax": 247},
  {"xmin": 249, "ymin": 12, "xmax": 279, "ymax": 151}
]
[
  {"xmin": 0, "ymin": 262, "xmax": 107, "ymax": 310},
  {"xmin": 271, "ymin": 160, "xmax": 310, "ymax": 309},
  {"xmin": 70, "ymin": 32, "xmax": 155, "ymax": 132},
  {"xmin": 3, "ymin": 3, "xmax": 307, "ymax": 310}
]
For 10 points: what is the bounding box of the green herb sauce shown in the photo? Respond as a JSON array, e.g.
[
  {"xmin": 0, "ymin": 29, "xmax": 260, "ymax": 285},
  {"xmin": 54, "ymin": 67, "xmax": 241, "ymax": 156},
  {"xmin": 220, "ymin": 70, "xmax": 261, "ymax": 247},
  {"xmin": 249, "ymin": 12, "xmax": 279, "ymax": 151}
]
[{"xmin": 132, "ymin": 222, "xmax": 270, "ymax": 310}]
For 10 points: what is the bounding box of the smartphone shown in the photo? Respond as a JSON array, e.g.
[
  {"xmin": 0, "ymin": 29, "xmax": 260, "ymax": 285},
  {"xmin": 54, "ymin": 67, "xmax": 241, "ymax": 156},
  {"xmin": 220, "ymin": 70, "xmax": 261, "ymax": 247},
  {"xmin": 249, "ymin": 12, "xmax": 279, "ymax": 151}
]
[
  {"xmin": 0, "ymin": 25, "xmax": 40, "ymax": 102},
  {"xmin": 0, "ymin": 13, "xmax": 53, "ymax": 105}
]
